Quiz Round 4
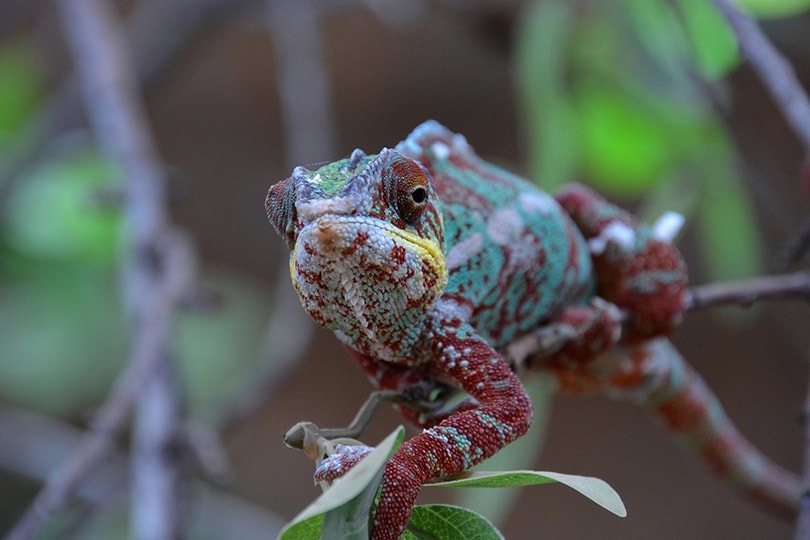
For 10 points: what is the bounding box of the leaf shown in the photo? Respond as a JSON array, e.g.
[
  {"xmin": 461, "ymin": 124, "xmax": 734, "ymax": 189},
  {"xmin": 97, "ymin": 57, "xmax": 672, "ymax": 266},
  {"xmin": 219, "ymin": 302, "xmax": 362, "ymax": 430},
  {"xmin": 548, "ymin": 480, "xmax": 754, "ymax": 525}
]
[
  {"xmin": 5, "ymin": 148, "xmax": 122, "ymax": 265},
  {"xmin": 0, "ymin": 43, "xmax": 42, "ymax": 146},
  {"xmin": 427, "ymin": 470, "xmax": 627, "ymax": 518},
  {"xmin": 405, "ymin": 505, "xmax": 504, "ymax": 540},
  {"xmin": 695, "ymin": 134, "xmax": 762, "ymax": 282},
  {"xmin": 676, "ymin": 0, "xmax": 741, "ymax": 79},
  {"xmin": 276, "ymin": 514, "xmax": 323, "ymax": 540},
  {"xmin": 622, "ymin": 0, "xmax": 691, "ymax": 78},
  {"xmin": 576, "ymin": 84, "xmax": 674, "ymax": 194},
  {"xmin": 514, "ymin": 0, "xmax": 579, "ymax": 192},
  {"xmin": 277, "ymin": 426, "xmax": 405, "ymax": 540},
  {"xmin": 736, "ymin": 0, "xmax": 810, "ymax": 17}
]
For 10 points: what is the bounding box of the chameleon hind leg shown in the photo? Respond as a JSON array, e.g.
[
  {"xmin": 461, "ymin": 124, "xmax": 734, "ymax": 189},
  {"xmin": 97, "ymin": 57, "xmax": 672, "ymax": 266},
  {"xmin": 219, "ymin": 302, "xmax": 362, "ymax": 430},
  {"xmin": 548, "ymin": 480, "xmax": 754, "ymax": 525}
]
[
  {"xmin": 551, "ymin": 337, "xmax": 801, "ymax": 519},
  {"xmin": 550, "ymin": 184, "xmax": 800, "ymax": 517},
  {"xmin": 555, "ymin": 183, "xmax": 688, "ymax": 342}
]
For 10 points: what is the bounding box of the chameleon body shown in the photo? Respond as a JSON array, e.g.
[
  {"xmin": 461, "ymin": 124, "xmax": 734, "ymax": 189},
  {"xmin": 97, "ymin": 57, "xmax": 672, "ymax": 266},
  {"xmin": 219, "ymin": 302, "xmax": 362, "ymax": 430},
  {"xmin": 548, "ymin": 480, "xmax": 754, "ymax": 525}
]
[{"xmin": 266, "ymin": 121, "xmax": 799, "ymax": 539}]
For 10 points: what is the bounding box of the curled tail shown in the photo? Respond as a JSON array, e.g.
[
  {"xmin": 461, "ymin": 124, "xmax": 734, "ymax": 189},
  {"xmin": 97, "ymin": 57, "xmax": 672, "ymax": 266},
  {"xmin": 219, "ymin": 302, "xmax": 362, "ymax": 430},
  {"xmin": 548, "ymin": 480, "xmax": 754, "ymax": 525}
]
[{"xmin": 549, "ymin": 338, "xmax": 801, "ymax": 519}]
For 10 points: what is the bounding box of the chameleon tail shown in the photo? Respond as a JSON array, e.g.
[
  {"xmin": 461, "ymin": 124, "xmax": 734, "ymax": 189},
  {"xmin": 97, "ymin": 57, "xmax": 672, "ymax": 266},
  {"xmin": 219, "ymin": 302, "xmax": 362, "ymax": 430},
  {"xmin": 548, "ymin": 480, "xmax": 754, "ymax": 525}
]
[{"xmin": 551, "ymin": 338, "xmax": 801, "ymax": 519}]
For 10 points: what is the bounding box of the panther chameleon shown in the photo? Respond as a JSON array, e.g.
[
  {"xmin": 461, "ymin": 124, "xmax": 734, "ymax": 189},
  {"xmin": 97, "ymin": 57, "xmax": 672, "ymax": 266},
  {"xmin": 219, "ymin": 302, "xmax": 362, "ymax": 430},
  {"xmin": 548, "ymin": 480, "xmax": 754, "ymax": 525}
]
[{"xmin": 265, "ymin": 120, "xmax": 799, "ymax": 539}]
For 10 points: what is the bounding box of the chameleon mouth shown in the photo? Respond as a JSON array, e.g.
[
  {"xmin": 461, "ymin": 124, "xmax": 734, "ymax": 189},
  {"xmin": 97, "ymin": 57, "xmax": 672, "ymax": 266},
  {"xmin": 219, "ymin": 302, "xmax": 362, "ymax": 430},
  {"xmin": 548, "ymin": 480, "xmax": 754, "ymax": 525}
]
[{"xmin": 300, "ymin": 215, "xmax": 446, "ymax": 275}]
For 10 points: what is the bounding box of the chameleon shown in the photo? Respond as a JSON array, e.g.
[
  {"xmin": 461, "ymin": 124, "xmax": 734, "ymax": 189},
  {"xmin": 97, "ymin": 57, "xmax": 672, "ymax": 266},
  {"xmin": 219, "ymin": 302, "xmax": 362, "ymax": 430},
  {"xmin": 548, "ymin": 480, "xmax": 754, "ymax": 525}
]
[{"xmin": 265, "ymin": 120, "xmax": 800, "ymax": 539}]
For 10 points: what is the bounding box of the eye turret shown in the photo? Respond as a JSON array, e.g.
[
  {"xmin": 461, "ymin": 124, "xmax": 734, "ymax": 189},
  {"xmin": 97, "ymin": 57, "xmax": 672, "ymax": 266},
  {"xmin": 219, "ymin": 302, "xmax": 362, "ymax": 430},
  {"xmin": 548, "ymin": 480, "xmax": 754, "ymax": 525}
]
[{"xmin": 383, "ymin": 153, "xmax": 432, "ymax": 226}]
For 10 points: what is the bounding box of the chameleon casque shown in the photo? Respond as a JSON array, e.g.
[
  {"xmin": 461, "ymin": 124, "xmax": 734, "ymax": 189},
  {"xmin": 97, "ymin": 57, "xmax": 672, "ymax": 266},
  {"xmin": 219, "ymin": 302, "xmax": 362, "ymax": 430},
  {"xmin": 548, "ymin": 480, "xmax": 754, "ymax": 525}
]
[{"xmin": 266, "ymin": 121, "xmax": 800, "ymax": 539}]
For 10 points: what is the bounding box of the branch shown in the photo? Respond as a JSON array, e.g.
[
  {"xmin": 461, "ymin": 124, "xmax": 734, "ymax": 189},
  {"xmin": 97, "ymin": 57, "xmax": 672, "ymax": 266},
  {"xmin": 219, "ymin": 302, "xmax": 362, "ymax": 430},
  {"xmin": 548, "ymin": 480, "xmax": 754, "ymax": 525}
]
[
  {"xmin": 0, "ymin": 0, "xmax": 261, "ymax": 212},
  {"xmin": 685, "ymin": 270, "xmax": 810, "ymax": 310},
  {"xmin": 710, "ymin": 5, "xmax": 810, "ymax": 537},
  {"xmin": 505, "ymin": 271, "xmax": 810, "ymax": 372},
  {"xmin": 713, "ymin": 0, "xmax": 810, "ymax": 154},
  {"xmin": 267, "ymin": 0, "xmax": 337, "ymax": 166},
  {"xmin": 55, "ymin": 1, "xmax": 187, "ymax": 539},
  {"xmin": 6, "ymin": 0, "xmax": 192, "ymax": 538},
  {"xmin": 0, "ymin": 405, "xmax": 286, "ymax": 538}
]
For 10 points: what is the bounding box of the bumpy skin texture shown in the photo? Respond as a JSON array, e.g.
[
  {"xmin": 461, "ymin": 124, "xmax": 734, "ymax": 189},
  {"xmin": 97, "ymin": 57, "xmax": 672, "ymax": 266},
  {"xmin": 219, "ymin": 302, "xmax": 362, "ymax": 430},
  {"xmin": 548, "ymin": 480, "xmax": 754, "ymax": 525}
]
[{"xmin": 266, "ymin": 121, "xmax": 799, "ymax": 538}]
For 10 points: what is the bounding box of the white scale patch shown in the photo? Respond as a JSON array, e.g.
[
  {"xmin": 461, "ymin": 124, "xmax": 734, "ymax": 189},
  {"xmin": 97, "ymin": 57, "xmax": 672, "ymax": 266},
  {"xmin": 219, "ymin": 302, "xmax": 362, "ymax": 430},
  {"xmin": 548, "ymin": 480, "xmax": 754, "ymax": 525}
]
[
  {"xmin": 296, "ymin": 196, "xmax": 357, "ymax": 222},
  {"xmin": 653, "ymin": 211, "xmax": 685, "ymax": 242},
  {"xmin": 519, "ymin": 192, "xmax": 556, "ymax": 215},
  {"xmin": 588, "ymin": 221, "xmax": 636, "ymax": 255},
  {"xmin": 431, "ymin": 142, "xmax": 451, "ymax": 160},
  {"xmin": 487, "ymin": 207, "xmax": 524, "ymax": 246},
  {"xmin": 445, "ymin": 232, "xmax": 483, "ymax": 270}
]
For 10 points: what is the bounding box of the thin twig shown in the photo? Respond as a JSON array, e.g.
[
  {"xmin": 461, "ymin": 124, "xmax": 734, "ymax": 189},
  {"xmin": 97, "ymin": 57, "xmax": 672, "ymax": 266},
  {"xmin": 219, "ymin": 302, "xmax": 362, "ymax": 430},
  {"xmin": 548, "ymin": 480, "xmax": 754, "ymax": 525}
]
[
  {"xmin": 685, "ymin": 270, "xmax": 810, "ymax": 310},
  {"xmin": 713, "ymin": 0, "xmax": 810, "ymax": 153}
]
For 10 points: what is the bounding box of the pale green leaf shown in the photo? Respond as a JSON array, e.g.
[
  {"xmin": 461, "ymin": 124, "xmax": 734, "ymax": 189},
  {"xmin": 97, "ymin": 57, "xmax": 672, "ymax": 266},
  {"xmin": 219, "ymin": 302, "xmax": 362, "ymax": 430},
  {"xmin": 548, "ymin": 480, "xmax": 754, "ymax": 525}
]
[
  {"xmin": 276, "ymin": 514, "xmax": 323, "ymax": 540},
  {"xmin": 514, "ymin": 0, "xmax": 578, "ymax": 191},
  {"xmin": 736, "ymin": 0, "xmax": 810, "ymax": 17},
  {"xmin": 5, "ymin": 149, "xmax": 122, "ymax": 264},
  {"xmin": 576, "ymin": 85, "xmax": 673, "ymax": 194},
  {"xmin": 277, "ymin": 426, "xmax": 404, "ymax": 540},
  {"xmin": 405, "ymin": 505, "xmax": 503, "ymax": 540},
  {"xmin": 696, "ymin": 138, "xmax": 762, "ymax": 282},
  {"xmin": 428, "ymin": 470, "xmax": 627, "ymax": 518},
  {"xmin": 677, "ymin": 0, "xmax": 741, "ymax": 79}
]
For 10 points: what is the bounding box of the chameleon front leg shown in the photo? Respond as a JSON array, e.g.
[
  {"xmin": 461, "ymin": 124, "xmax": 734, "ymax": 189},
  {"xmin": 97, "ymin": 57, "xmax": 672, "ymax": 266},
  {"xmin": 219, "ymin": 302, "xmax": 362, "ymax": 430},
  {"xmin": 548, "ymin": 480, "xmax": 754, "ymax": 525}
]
[
  {"xmin": 550, "ymin": 338, "xmax": 801, "ymax": 519},
  {"xmin": 370, "ymin": 314, "xmax": 533, "ymax": 540}
]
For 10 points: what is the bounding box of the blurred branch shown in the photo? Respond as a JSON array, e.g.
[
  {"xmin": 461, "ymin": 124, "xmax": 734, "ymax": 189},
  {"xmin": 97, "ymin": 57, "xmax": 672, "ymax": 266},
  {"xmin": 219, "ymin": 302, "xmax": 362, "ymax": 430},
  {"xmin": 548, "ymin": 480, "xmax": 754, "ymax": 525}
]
[
  {"xmin": 6, "ymin": 0, "xmax": 197, "ymax": 537},
  {"xmin": 55, "ymin": 1, "xmax": 188, "ymax": 540},
  {"xmin": 0, "ymin": 405, "xmax": 286, "ymax": 538},
  {"xmin": 710, "ymin": 4, "xmax": 810, "ymax": 538},
  {"xmin": 713, "ymin": 0, "xmax": 810, "ymax": 154},
  {"xmin": 0, "ymin": 0, "xmax": 261, "ymax": 204},
  {"xmin": 267, "ymin": 0, "xmax": 337, "ymax": 165},
  {"xmin": 685, "ymin": 270, "xmax": 810, "ymax": 310}
]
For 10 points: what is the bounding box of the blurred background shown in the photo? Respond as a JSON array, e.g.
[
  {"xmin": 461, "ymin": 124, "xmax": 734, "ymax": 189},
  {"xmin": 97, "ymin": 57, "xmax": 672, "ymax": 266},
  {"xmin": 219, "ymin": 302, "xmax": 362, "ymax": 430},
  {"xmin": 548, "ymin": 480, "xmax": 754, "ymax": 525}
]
[{"xmin": 1, "ymin": 0, "xmax": 809, "ymax": 538}]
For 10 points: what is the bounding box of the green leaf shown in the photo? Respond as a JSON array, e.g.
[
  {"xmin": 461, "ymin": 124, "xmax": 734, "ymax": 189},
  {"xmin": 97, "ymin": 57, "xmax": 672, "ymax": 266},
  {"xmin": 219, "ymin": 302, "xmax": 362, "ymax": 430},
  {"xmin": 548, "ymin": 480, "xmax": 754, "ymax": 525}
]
[
  {"xmin": 427, "ymin": 470, "xmax": 627, "ymax": 518},
  {"xmin": 736, "ymin": 0, "xmax": 810, "ymax": 17},
  {"xmin": 695, "ymin": 133, "xmax": 762, "ymax": 282},
  {"xmin": 405, "ymin": 505, "xmax": 504, "ymax": 540},
  {"xmin": 676, "ymin": 0, "xmax": 741, "ymax": 79},
  {"xmin": 576, "ymin": 85, "xmax": 673, "ymax": 194},
  {"xmin": 622, "ymin": 0, "xmax": 691, "ymax": 78},
  {"xmin": 514, "ymin": 0, "xmax": 578, "ymax": 192},
  {"xmin": 275, "ymin": 514, "xmax": 323, "ymax": 540},
  {"xmin": 0, "ymin": 43, "xmax": 42, "ymax": 146},
  {"xmin": 5, "ymin": 148, "xmax": 122, "ymax": 265},
  {"xmin": 278, "ymin": 426, "xmax": 405, "ymax": 540}
]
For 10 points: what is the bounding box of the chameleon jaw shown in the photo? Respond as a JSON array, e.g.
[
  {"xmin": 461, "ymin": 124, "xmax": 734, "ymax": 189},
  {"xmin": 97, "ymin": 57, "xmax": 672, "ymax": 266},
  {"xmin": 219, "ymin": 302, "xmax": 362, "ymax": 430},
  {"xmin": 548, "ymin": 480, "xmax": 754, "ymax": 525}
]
[{"xmin": 290, "ymin": 214, "xmax": 448, "ymax": 360}]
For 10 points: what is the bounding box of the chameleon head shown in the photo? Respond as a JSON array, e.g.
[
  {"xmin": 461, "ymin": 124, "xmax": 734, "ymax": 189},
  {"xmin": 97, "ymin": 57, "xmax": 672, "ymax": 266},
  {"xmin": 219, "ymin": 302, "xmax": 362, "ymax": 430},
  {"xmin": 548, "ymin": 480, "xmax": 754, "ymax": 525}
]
[{"xmin": 266, "ymin": 148, "xmax": 447, "ymax": 361}]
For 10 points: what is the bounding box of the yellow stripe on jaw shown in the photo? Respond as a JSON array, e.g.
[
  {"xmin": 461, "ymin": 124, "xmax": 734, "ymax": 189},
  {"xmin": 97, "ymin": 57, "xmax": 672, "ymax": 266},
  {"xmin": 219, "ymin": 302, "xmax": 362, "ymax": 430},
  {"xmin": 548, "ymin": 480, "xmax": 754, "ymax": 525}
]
[{"xmin": 384, "ymin": 226, "xmax": 448, "ymax": 287}]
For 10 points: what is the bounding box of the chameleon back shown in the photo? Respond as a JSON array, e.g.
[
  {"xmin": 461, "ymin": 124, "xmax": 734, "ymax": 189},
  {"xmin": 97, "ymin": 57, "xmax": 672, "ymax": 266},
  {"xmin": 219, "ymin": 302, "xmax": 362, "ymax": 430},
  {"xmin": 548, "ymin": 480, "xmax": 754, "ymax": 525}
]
[{"xmin": 396, "ymin": 121, "xmax": 595, "ymax": 347}]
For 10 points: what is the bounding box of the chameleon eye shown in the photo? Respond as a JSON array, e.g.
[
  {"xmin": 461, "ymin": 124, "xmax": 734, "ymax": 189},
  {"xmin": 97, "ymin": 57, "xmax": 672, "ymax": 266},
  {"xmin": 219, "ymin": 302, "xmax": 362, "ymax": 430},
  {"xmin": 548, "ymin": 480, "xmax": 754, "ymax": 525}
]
[
  {"xmin": 395, "ymin": 172, "xmax": 430, "ymax": 225},
  {"xmin": 411, "ymin": 186, "xmax": 428, "ymax": 204},
  {"xmin": 384, "ymin": 154, "xmax": 432, "ymax": 226}
]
